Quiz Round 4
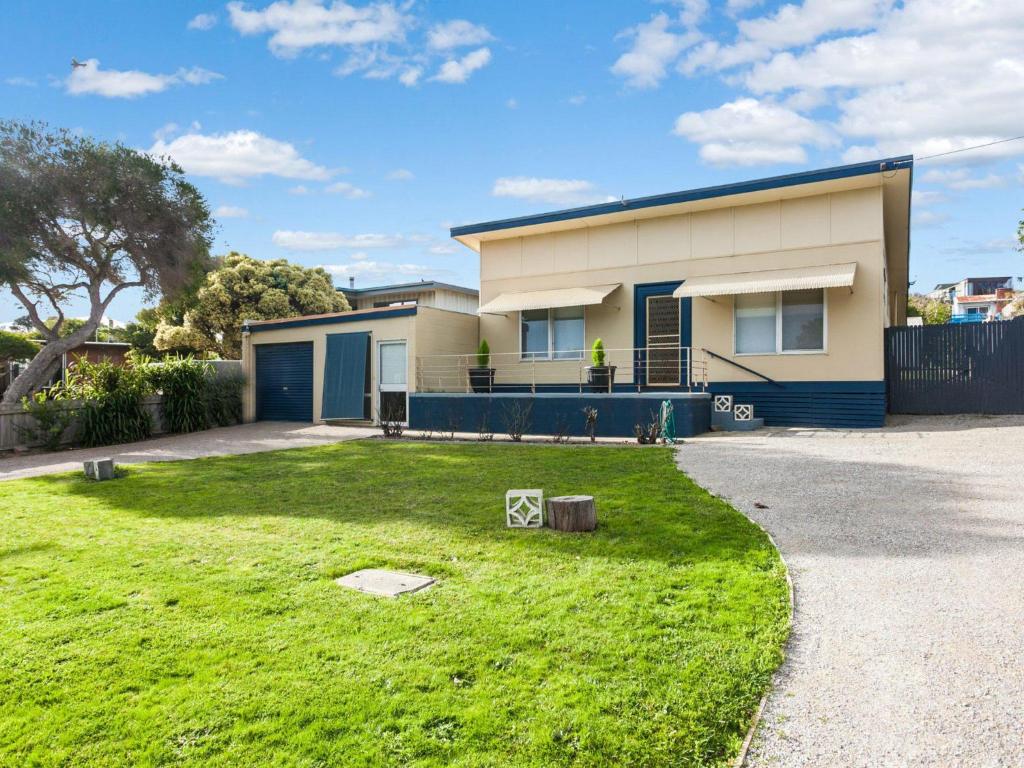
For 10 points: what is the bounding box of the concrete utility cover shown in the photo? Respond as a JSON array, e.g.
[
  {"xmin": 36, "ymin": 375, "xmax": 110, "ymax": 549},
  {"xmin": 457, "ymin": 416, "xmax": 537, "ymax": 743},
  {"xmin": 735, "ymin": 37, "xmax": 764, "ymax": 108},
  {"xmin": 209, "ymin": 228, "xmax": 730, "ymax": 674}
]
[{"xmin": 335, "ymin": 569, "xmax": 435, "ymax": 597}]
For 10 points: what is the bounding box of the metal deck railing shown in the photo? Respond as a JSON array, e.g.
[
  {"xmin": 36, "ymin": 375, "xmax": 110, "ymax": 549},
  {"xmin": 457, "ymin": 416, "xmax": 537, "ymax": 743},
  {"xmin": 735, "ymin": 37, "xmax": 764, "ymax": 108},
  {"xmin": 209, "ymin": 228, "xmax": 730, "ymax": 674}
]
[{"xmin": 414, "ymin": 346, "xmax": 709, "ymax": 394}]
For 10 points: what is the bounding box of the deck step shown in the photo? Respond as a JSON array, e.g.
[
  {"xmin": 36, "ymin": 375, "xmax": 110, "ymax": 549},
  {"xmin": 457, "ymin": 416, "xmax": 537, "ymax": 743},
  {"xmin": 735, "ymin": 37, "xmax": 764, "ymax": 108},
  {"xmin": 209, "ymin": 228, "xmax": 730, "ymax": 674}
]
[{"xmin": 711, "ymin": 405, "xmax": 765, "ymax": 432}]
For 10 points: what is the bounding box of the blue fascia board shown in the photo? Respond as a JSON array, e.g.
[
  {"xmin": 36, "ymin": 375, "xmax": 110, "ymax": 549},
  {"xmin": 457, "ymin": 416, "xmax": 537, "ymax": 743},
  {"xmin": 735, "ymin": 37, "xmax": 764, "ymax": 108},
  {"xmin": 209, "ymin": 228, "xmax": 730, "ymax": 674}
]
[
  {"xmin": 451, "ymin": 156, "xmax": 914, "ymax": 238},
  {"xmin": 245, "ymin": 307, "xmax": 417, "ymax": 333}
]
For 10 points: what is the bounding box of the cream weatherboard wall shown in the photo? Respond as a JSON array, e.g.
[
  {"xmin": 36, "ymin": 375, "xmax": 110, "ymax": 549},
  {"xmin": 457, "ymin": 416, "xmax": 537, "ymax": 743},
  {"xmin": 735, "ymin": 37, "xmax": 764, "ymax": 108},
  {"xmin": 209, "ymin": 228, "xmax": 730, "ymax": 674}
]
[{"xmin": 478, "ymin": 186, "xmax": 888, "ymax": 384}]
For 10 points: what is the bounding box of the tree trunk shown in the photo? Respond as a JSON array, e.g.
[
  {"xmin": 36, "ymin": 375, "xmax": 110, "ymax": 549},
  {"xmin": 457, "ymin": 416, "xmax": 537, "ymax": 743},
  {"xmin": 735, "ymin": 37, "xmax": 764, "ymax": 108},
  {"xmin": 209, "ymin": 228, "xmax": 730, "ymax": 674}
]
[
  {"xmin": 1, "ymin": 323, "xmax": 97, "ymax": 404},
  {"xmin": 546, "ymin": 495, "xmax": 597, "ymax": 532}
]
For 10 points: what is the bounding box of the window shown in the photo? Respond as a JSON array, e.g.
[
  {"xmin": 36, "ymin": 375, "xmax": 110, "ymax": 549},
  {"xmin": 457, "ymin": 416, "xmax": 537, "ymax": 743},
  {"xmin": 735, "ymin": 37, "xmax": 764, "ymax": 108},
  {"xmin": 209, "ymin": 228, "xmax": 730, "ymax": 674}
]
[
  {"xmin": 520, "ymin": 306, "xmax": 584, "ymax": 360},
  {"xmin": 735, "ymin": 290, "xmax": 825, "ymax": 354}
]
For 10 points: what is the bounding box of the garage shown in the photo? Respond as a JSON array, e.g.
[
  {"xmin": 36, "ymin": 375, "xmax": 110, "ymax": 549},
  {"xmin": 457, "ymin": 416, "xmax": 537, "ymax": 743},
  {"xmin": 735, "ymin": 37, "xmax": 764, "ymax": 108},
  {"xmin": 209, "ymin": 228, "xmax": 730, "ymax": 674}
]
[{"xmin": 254, "ymin": 342, "xmax": 314, "ymax": 421}]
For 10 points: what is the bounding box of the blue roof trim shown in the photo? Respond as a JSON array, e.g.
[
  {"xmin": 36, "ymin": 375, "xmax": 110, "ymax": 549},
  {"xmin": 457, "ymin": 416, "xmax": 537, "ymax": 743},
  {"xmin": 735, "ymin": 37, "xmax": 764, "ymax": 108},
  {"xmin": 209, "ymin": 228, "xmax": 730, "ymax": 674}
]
[
  {"xmin": 451, "ymin": 156, "xmax": 914, "ymax": 238},
  {"xmin": 245, "ymin": 307, "xmax": 417, "ymax": 333}
]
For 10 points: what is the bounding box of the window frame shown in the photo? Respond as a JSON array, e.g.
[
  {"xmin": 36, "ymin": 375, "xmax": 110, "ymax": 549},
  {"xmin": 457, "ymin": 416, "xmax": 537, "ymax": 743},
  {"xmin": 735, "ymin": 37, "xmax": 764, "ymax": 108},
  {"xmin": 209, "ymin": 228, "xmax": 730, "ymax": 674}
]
[
  {"xmin": 733, "ymin": 289, "xmax": 828, "ymax": 356},
  {"xmin": 518, "ymin": 306, "xmax": 586, "ymax": 361}
]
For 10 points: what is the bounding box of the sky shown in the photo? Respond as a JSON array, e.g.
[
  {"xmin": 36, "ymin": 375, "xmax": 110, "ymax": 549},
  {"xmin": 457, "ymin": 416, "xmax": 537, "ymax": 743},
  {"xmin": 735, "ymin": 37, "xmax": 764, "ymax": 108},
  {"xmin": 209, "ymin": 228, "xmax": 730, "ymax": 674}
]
[{"xmin": 1, "ymin": 0, "xmax": 1023, "ymax": 324}]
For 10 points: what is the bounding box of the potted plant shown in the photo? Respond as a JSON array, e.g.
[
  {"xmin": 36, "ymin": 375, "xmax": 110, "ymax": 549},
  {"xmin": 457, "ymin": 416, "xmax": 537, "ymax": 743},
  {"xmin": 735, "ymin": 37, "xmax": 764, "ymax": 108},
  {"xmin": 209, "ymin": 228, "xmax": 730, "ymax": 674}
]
[
  {"xmin": 469, "ymin": 339, "xmax": 495, "ymax": 393},
  {"xmin": 586, "ymin": 338, "xmax": 616, "ymax": 392}
]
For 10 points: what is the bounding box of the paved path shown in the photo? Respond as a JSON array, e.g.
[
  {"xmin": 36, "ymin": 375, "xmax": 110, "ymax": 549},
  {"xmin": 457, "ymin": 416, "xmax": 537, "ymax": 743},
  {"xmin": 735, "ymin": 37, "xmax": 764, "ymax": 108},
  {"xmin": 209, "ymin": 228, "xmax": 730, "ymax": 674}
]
[
  {"xmin": 0, "ymin": 422, "xmax": 369, "ymax": 481},
  {"xmin": 676, "ymin": 415, "xmax": 1024, "ymax": 767}
]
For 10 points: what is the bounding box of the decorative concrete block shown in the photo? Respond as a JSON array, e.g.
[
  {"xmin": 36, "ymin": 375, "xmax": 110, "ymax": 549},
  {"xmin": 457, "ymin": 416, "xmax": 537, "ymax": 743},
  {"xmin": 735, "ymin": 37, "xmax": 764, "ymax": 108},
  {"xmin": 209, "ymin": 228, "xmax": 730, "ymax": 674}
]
[
  {"xmin": 713, "ymin": 394, "xmax": 733, "ymax": 413},
  {"xmin": 506, "ymin": 489, "xmax": 544, "ymax": 528},
  {"xmin": 733, "ymin": 404, "xmax": 754, "ymax": 421},
  {"xmin": 84, "ymin": 458, "xmax": 116, "ymax": 480}
]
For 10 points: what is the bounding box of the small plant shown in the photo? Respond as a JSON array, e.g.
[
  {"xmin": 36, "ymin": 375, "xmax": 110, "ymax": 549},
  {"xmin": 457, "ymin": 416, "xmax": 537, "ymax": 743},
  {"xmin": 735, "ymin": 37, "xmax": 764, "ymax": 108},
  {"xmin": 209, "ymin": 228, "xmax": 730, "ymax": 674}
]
[
  {"xmin": 16, "ymin": 391, "xmax": 75, "ymax": 451},
  {"xmin": 582, "ymin": 406, "xmax": 598, "ymax": 442},
  {"xmin": 377, "ymin": 399, "xmax": 405, "ymax": 438},
  {"xmin": 477, "ymin": 409, "xmax": 493, "ymax": 441},
  {"xmin": 476, "ymin": 339, "xmax": 491, "ymax": 368},
  {"xmin": 634, "ymin": 411, "xmax": 661, "ymax": 444},
  {"xmin": 550, "ymin": 414, "xmax": 570, "ymax": 444},
  {"xmin": 591, "ymin": 338, "xmax": 606, "ymax": 367},
  {"xmin": 442, "ymin": 407, "xmax": 462, "ymax": 440},
  {"xmin": 60, "ymin": 354, "xmax": 153, "ymax": 447},
  {"xmin": 502, "ymin": 400, "xmax": 533, "ymax": 442}
]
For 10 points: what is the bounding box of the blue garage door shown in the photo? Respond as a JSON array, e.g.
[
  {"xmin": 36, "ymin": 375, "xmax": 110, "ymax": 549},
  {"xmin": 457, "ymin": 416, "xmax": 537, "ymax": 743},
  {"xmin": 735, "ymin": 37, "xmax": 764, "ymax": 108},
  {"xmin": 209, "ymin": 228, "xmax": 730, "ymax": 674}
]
[{"xmin": 255, "ymin": 342, "xmax": 314, "ymax": 421}]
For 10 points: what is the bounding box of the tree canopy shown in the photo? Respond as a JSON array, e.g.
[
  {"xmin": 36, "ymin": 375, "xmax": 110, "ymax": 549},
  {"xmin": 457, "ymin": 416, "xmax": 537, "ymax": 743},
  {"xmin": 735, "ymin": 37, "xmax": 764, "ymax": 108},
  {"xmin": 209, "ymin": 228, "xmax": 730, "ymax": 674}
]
[
  {"xmin": 0, "ymin": 121, "xmax": 213, "ymax": 402},
  {"xmin": 154, "ymin": 253, "xmax": 350, "ymax": 359},
  {"xmin": 907, "ymin": 294, "xmax": 952, "ymax": 325},
  {"xmin": 0, "ymin": 330, "xmax": 39, "ymax": 362}
]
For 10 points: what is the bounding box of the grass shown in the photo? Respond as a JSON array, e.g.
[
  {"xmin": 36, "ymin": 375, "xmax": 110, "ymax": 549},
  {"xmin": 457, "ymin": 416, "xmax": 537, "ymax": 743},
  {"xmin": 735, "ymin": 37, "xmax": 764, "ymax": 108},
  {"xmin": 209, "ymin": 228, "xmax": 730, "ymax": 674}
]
[{"xmin": 0, "ymin": 442, "xmax": 789, "ymax": 767}]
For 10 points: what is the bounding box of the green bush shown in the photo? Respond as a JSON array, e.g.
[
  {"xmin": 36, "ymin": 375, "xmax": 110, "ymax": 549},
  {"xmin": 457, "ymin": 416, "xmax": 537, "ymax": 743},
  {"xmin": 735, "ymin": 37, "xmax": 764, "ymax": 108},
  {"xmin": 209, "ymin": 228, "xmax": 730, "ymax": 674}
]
[
  {"xmin": 591, "ymin": 338, "xmax": 606, "ymax": 367},
  {"xmin": 476, "ymin": 339, "xmax": 490, "ymax": 368},
  {"xmin": 16, "ymin": 391, "xmax": 75, "ymax": 451},
  {"xmin": 204, "ymin": 370, "xmax": 245, "ymax": 427},
  {"xmin": 152, "ymin": 356, "xmax": 212, "ymax": 433},
  {"xmin": 61, "ymin": 355, "xmax": 153, "ymax": 447}
]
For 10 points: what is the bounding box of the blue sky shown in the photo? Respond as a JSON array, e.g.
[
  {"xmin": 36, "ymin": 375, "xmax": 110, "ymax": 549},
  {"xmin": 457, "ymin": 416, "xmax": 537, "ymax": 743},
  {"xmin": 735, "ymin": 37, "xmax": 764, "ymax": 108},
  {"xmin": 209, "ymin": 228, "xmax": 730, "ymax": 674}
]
[{"xmin": 2, "ymin": 0, "xmax": 1022, "ymax": 323}]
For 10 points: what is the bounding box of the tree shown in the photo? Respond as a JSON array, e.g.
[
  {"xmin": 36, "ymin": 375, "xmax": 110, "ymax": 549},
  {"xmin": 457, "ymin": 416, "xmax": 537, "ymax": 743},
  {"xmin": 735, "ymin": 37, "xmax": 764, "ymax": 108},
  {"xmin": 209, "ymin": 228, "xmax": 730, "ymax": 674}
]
[
  {"xmin": 0, "ymin": 330, "xmax": 39, "ymax": 361},
  {"xmin": 907, "ymin": 294, "xmax": 952, "ymax": 325},
  {"xmin": 155, "ymin": 253, "xmax": 350, "ymax": 359},
  {"xmin": 0, "ymin": 121, "xmax": 213, "ymax": 403}
]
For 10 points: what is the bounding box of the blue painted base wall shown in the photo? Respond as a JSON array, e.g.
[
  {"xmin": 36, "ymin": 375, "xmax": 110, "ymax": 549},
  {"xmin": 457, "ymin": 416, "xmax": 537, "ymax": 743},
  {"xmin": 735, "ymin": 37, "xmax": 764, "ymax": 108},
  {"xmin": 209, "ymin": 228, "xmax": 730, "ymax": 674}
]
[
  {"xmin": 409, "ymin": 393, "xmax": 712, "ymax": 438},
  {"xmin": 709, "ymin": 381, "xmax": 886, "ymax": 428}
]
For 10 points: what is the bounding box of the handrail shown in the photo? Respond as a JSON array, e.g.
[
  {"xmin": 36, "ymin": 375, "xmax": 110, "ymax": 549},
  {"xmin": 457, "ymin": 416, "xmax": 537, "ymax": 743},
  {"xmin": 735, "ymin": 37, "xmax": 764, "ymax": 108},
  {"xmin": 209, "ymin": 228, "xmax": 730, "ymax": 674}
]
[{"xmin": 702, "ymin": 348, "xmax": 784, "ymax": 388}]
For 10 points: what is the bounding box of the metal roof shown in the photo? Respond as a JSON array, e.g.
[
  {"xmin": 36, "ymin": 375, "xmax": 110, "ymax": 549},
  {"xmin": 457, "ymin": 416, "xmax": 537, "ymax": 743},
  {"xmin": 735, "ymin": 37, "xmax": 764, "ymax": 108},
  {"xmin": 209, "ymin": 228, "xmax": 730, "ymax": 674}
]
[{"xmin": 337, "ymin": 280, "xmax": 478, "ymax": 297}]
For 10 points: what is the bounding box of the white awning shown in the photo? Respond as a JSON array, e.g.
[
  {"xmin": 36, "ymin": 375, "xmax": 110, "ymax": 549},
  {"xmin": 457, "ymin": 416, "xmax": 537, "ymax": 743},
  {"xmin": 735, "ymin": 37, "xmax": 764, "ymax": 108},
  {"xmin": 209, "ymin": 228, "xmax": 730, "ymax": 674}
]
[
  {"xmin": 673, "ymin": 263, "xmax": 857, "ymax": 298},
  {"xmin": 478, "ymin": 284, "xmax": 620, "ymax": 314}
]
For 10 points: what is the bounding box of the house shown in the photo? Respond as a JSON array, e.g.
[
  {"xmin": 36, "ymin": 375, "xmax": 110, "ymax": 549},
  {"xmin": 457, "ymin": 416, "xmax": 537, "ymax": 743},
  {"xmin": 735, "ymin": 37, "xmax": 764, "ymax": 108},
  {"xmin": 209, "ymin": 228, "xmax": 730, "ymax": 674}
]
[
  {"xmin": 943, "ymin": 277, "xmax": 1016, "ymax": 323},
  {"xmin": 241, "ymin": 157, "xmax": 912, "ymax": 435},
  {"xmin": 338, "ymin": 279, "xmax": 479, "ymax": 314},
  {"xmin": 925, "ymin": 282, "xmax": 956, "ymax": 301}
]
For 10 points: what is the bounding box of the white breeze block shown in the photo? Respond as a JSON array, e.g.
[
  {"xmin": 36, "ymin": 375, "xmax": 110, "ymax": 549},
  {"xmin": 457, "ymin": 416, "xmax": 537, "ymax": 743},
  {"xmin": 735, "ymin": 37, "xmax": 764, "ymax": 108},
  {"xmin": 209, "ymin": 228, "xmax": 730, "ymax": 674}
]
[
  {"xmin": 713, "ymin": 395, "xmax": 733, "ymax": 413},
  {"xmin": 506, "ymin": 489, "xmax": 544, "ymax": 528},
  {"xmin": 84, "ymin": 458, "xmax": 116, "ymax": 480},
  {"xmin": 734, "ymin": 404, "xmax": 754, "ymax": 421}
]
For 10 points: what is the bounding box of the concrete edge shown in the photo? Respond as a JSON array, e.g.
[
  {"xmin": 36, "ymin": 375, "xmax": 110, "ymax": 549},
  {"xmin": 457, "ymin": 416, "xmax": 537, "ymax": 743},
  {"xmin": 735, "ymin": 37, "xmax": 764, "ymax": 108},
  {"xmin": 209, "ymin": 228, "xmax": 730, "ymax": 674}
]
[{"xmin": 733, "ymin": 521, "xmax": 796, "ymax": 768}]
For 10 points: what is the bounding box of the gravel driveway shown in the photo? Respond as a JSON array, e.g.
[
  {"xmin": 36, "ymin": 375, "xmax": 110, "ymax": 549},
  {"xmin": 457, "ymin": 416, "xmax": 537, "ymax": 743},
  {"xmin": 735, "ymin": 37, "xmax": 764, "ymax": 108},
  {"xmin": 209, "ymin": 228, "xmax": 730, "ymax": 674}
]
[
  {"xmin": 676, "ymin": 415, "xmax": 1024, "ymax": 767},
  {"xmin": 0, "ymin": 421, "xmax": 368, "ymax": 481}
]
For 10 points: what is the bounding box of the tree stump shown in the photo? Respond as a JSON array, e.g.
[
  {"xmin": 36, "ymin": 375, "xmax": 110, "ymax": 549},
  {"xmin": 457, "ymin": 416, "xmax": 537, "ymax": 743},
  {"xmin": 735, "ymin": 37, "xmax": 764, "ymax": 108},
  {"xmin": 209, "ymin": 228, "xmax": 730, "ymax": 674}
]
[{"xmin": 546, "ymin": 495, "xmax": 597, "ymax": 532}]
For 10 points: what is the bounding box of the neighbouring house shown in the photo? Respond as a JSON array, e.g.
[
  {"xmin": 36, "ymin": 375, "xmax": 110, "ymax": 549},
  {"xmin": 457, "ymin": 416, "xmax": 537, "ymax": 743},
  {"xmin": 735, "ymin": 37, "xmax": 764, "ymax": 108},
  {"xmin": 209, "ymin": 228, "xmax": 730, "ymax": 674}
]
[
  {"xmin": 241, "ymin": 157, "xmax": 912, "ymax": 435},
  {"xmin": 945, "ymin": 277, "xmax": 1015, "ymax": 323},
  {"xmin": 338, "ymin": 279, "xmax": 479, "ymax": 314}
]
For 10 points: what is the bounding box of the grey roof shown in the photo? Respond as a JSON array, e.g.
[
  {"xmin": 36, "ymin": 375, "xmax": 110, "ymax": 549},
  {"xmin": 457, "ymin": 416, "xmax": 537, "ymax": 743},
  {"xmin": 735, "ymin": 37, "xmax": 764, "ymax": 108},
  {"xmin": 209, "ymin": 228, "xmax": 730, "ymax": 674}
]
[{"xmin": 337, "ymin": 280, "xmax": 479, "ymax": 298}]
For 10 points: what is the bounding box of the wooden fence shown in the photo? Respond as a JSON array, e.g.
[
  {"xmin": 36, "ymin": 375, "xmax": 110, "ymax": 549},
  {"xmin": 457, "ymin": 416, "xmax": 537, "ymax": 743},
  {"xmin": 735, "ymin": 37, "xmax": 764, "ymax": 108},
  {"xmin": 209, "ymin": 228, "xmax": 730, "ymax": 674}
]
[{"xmin": 885, "ymin": 317, "xmax": 1024, "ymax": 414}]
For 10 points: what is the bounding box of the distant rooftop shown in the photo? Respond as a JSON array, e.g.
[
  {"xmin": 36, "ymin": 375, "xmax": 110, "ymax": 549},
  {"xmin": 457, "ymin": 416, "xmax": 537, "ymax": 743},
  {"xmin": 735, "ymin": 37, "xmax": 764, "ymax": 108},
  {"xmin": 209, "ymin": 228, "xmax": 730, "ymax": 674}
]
[{"xmin": 338, "ymin": 280, "xmax": 479, "ymax": 298}]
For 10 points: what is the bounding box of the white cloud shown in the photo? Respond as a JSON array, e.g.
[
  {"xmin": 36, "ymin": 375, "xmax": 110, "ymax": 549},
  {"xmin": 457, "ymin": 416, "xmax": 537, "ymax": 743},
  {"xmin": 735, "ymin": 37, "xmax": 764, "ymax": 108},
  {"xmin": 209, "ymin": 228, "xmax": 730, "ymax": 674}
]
[
  {"xmin": 398, "ymin": 67, "xmax": 422, "ymax": 86},
  {"xmin": 5, "ymin": 76, "xmax": 36, "ymax": 87},
  {"xmin": 214, "ymin": 205, "xmax": 250, "ymax": 218},
  {"xmin": 506, "ymin": 97, "xmax": 518, "ymax": 109},
  {"xmin": 911, "ymin": 189, "xmax": 947, "ymax": 207},
  {"xmin": 65, "ymin": 59, "xmax": 222, "ymax": 98},
  {"xmin": 427, "ymin": 19, "xmax": 493, "ymax": 50},
  {"xmin": 429, "ymin": 244, "xmax": 458, "ymax": 255},
  {"xmin": 324, "ymin": 181, "xmax": 370, "ymax": 198},
  {"xmin": 288, "ymin": 185, "xmax": 311, "ymax": 195},
  {"xmin": 149, "ymin": 129, "xmax": 332, "ymax": 184},
  {"xmin": 273, "ymin": 231, "xmax": 405, "ymax": 250},
  {"xmin": 227, "ymin": 0, "xmax": 411, "ymax": 57},
  {"xmin": 387, "ymin": 168, "xmax": 414, "ymax": 180},
  {"xmin": 912, "ymin": 210, "xmax": 950, "ymax": 228},
  {"xmin": 673, "ymin": 97, "xmax": 835, "ymax": 165},
  {"xmin": 492, "ymin": 177, "xmax": 614, "ymax": 206},
  {"xmin": 188, "ymin": 13, "xmax": 217, "ymax": 31},
  {"xmin": 611, "ymin": 13, "xmax": 698, "ymax": 89},
  {"xmin": 567, "ymin": 93, "xmax": 586, "ymax": 106},
  {"xmin": 432, "ymin": 47, "xmax": 491, "ymax": 84},
  {"xmin": 921, "ymin": 169, "xmax": 1006, "ymax": 190}
]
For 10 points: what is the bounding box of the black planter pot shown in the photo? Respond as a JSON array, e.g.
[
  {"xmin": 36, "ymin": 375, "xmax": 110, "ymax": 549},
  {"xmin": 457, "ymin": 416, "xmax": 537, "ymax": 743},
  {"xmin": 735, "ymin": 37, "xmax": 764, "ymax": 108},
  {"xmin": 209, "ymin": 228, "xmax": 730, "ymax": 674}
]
[
  {"xmin": 469, "ymin": 367, "xmax": 496, "ymax": 393},
  {"xmin": 586, "ymin": 365, "xmax": 617, "ymax": 393}
]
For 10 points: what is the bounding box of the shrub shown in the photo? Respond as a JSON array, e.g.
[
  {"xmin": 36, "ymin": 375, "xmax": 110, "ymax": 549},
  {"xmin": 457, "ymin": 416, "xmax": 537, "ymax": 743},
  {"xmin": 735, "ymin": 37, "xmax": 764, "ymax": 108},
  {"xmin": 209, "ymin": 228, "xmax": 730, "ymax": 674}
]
[
  {"xmin": 61, "ymin": 355, "xmax": 153, "ymax": 447},
  {"xmin": 152, "ymin": 356, "xmax": 211, "ymax": 434},
  {"xmin": 476, "ymin": 339, "xmax": 490, "ymax": 368},
  {"xmin": 205, "ymin": 370, "xmax": 245, "ymax": 427},
  {"xmin": 502, "ymin": 400, "xmax": 532, "ymax": 442},
  {"xmin": 16, "ymin": 391, "xmax": 75, "ymax": 451},
  {"xmin": 582, "ymin": 406, "xmax": 598, "ymax": 442},
  {"xmin": 591, "ymin": 338, "xmax": 605, "ymax": 367}
]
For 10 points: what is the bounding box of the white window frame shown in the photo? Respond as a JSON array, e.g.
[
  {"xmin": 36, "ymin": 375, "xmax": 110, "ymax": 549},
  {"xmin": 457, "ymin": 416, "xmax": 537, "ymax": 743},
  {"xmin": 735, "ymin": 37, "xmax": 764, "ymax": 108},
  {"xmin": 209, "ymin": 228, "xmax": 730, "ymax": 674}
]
[
  {"xmin": 519, "ymin": 307, "xmax": 586, "ymax": 361},
  {"xmin": 733, "ymin": 290, "xmax": 828, "ymax": 356}
]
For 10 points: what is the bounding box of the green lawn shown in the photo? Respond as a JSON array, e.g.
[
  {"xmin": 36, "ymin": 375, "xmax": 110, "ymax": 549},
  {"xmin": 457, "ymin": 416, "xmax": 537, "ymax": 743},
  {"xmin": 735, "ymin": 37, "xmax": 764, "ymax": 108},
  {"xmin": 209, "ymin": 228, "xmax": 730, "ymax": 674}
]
[{"xmin": 0, "ymin": 442, "xmax": 788, "ymax": 767}]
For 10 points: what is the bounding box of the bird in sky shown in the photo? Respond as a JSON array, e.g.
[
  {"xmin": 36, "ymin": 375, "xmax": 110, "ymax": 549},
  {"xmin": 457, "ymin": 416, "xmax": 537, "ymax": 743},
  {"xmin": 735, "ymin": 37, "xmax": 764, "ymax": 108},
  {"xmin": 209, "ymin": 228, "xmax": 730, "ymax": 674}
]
[{"xmin": 70, "ymin": 58, "xmax": 87, "ymax": 69}]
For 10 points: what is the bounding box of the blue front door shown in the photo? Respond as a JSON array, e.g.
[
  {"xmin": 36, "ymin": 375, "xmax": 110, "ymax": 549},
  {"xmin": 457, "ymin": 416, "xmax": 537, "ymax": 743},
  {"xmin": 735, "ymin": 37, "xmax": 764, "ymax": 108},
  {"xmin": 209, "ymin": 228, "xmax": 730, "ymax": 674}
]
[{"xmin": 634, "ymin": 282, "xmax": 692, "ymax": 388}]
